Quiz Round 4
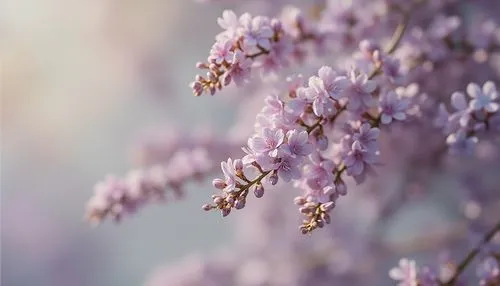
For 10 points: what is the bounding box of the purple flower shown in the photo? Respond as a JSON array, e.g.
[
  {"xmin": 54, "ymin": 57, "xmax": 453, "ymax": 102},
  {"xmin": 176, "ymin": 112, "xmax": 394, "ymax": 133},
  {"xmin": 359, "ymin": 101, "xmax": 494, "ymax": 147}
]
[
  {"xmin": 217, "ymin": 10, "xmax": 239, "ymax": 37},
  {"xmin": 304, "ymin": 75, "xmax": 333, "ymax": 117},
  {"xmin": 379, "ymin": 91, "xmax": 409, "ymax": 124},
  {"xmin": 466, "ymin": 81, "xmax": 499, "ymax": 112},
  {"xmin": 449, "ymin": 91, "xmax": 471, "ymax": 128},
  {"xmin": 343, "ymin": 141, "xmax": 377, "ymax": 177},
  {"xmin": 209, "ymin": 40, "xmax": 234, "ymax": 65},
  {"xmin": 345, "ymin": 70, "xmax": 377, "ymax": 112},
  {"xmin": 221, "ymin": 158, "xmax": 238, "ymax": 193},
  {"xmin": 317, "ymin": 66, "xmax": 349, "ymax": 100},
  {"xmin": 283, "ymin": 129, "xmax": 313, "ymax": 157},
  {"xmin": 352, "ymin": 123, "xmax": 380, "ymax": 151},
  {"xmin": 225, "ymin": 51, "xmax": 252, "ymax": 86},
  {"xmin": 274, "ymin": 150, "xmax": 302, "ymax": 182},
  {"xmin": 248, "ymin": 127, "xmax": 285, "ymax": 157},
  {"xmin": 389, "ymin": 258, "xmax": 418, "ymax": 286},
  {"xmin": 303, "ymin": 153, "xmax": 335, "ymax": 190},
  {"xmin": 238, "ymin": 14, "xmax": 274, "ymax": 50}
]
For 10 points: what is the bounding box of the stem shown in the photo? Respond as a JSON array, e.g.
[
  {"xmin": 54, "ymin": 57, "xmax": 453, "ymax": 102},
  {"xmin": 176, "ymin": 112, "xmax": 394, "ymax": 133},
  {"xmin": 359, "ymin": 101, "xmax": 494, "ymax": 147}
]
[{"xmin": 443, "ymin": 220, "xmax": 500, "ymax": 285}]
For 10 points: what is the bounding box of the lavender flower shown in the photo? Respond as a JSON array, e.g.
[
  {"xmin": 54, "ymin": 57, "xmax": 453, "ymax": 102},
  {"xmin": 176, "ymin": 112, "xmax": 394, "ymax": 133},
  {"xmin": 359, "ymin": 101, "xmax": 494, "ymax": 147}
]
[
  {"xmin": 345, "ymin": 70, "xmax": 377, "ymax": 112},
  {"xmin": 466, "ymin": 81, "xmax": 499, "ymax": 112},
  {"xmin": 343, "ymin": 141, "xmax": 378, "ymax": 177},
  {"xmin": 379, "ymin": 90, "xmax": 410, "ymax": 124},
  {"xmin": 389, "ymin": 259, "xmax": 418, "ymax": 286},
  {"xmin": 283, "ymin": 129, "xmax": 313, "ymax": 157},
  {"xmin": 247, "ymin": 127, "xmax": 285, "ymax": 157},
  {"xmin": 238, "ymin": 13, "xmax": 273, "ymax": 50}
]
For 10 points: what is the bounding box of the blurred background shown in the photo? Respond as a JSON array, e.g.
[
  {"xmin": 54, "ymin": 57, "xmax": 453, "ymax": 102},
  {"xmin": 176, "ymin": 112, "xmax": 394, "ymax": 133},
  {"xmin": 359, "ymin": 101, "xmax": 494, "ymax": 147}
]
[{"xmin": 0, "ymin": 0, "xmax": 265, "ymax": 285}]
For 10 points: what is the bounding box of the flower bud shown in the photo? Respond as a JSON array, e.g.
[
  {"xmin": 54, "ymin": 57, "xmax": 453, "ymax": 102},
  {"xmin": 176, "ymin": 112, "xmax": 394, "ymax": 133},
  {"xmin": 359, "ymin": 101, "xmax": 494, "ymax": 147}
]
[
  {"xmin": 202, "ymin": 204, "xmax": 212, "ymax": 211},
  {"xmin": 316, "ymin": 135, "xmax": 328, "ymax": 151},
  {"xmin": 213, "ymin": 196, "xmax": 223, "ymax": 205},
  {"xmin": 254, "ymin": 184, "xmax": 264, "ymax": 198},
  {"xmin": 320, "ymin": 201, "xmax": 335, "ymax": 212},
  {"xmin": 294, "ymin": 196, "xmax": 306, "ymax": 205},
  {"xmin": 235, "ymin": 199, "xmax": 246, "ymax": 209},
  {"xmin": 212, "ymin": 178, "xmax": 226, "ymax": 190},
  {"xmin": 234, "ymin": 159, "xmax": 243, "ymax": 172},
  {"xmin": 269, "ymin": 172, "xmax": 279, "ymax": 185},
  {"xmin": 221, "ymin": 208, "xmax": 231, "ymax": 217},
  {"xmin": 335, "ymin": 179, "xmax": 347, "ymax": 196}
]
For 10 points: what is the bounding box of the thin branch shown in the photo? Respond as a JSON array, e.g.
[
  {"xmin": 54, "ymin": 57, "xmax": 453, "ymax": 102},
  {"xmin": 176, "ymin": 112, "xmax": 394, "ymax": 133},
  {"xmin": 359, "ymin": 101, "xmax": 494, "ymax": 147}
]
[{"xmin": 443, "ymin": 220, "xmax": 500, "ymax": 285}]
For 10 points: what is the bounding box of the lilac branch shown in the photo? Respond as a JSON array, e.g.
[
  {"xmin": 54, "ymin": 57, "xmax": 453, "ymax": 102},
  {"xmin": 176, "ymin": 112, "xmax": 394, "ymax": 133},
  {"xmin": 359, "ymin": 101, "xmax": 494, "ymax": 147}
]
[{"xmin": 443, "ymin": 220, "xmax": 500, "ymax": 285}]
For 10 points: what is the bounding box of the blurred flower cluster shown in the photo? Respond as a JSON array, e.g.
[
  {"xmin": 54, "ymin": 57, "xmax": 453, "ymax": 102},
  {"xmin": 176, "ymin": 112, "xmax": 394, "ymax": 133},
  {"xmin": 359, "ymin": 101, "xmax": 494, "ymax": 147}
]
[{"xmin": 86, "ymin": 0, "xmax": 500, "ymax": 285}]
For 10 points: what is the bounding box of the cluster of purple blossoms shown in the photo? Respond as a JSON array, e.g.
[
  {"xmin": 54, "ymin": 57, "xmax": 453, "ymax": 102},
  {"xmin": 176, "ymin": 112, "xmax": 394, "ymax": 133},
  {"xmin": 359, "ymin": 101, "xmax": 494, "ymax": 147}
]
[
  {"xmin": 84, "ymin": 0, "xmax": 500, "ymax": 285},
  {"xmin": 436, "ymin": 81, "xmax": 499, "ymax": 155},
  {"xmin": 202, "ymin": 50, "xmax": 415, "ymax": 233},
  {"xmin": 86, "ymin": 148, "xmax": 212, "ymax": 224},
  {"xmin": 190, "ymin": 8, "xmax": 325, "ymax": 96}
]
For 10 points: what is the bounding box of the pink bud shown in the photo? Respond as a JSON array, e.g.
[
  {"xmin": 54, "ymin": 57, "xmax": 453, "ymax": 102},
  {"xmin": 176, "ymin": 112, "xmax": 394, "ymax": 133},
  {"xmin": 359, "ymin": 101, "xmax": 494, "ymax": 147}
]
[
  {"xmin": 221, "ymin": 208, "xmax": 231, "ymax": 217},
  {"xmin": 234, "ymin": 159, "xmax": 243, "ymax": 172},
  {"xmin": 254, "ymin": 184, "xmax": 264, "ymax": 198},
  {"xmin": 335, "ymin": 180, "xmax": 347, "ymax": 196},
  {"xmin": 316, "ymin": 135, "xmax": 328, "ymax": 151},
  {"xmin": 269, "ymin": 172, "xmax": 279, "ymax": 185},
  {"xmin": 320, "ymin": 201, "xmax": 335, "ymax": 212},
  {"xmin": 235, "ymin": 199, "xmax": 246, "ymax": 209},
  {"xmin": 212, "ymin": 178, "xmax": 226, "ymax": 190},
  {"xmin": 202, "ymin": 204, "xmax": 212, "ymax": 211},
  {"xmin": 213, "ymin": 196, "xmax": 223, "ymax": 205},
  {"xmin": 294, "ymin": 196, "xmax": 306, "ymax": 205}
]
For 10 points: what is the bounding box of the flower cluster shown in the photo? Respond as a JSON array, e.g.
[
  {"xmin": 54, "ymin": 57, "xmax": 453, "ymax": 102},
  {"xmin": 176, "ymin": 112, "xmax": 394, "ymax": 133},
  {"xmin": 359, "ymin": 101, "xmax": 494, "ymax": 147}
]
[
  {"xmin": 82, "ymin": 0, "xmax": 500, "ymax": 285},
  {"xmin": 85, "ymin": 148, "xmax": 212, "ymax": 224},
  {"xmin": 436, "ymin": 81, "xmax": 499, "ymax": 155},
  {"xmin": 203, "ymin": 52, "xmax": 414, "ymax": 233},
  {"xmin": 190, "ymin": 8, "xmax": 326, "ymax": 96}
]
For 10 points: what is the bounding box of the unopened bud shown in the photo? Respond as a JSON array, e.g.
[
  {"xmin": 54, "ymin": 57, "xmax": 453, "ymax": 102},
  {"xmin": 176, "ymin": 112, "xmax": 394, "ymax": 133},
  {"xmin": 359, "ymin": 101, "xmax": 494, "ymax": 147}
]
[
  {"xmin": 335, "ymin": 179, "xmax": 347, "ymax": 196},
  {"xmin": 235, "ymin": 199, "xmax": 246, "ymax": 209},
  {"xmin": 254, "ymin": 184, "xmax": 264, "ymax": 198},
  {"xmin": 202, "ymin": 204, "xmax": 212, "ymax": 211},
  {"xmin": 221, "ymin": 208, "xmax": 231, "ymax": 217},
  {"xmin": 213, "ymin": 196, "xmax": 223, "ymax": 205},
  {"xmin": 316, "ymin": 135, "xmax": 328, "ymax": 151},
  {"xmin": 294, "ymin": 196, "xmax": 306, "ymax": 205},
  {"xmin": 269, "ymin": 172, "xmax": 279, "ymax": 185},
  {"xmin": 196, "ymin": 62, "xmax": 208, "ymax": 69},
  {"xmin": 212, "ymin": 178, "xmax": 226, "ymax": 190},
  {"xmin": 320, "ymin": 201, "xmax": 335, "ymax": 212}
]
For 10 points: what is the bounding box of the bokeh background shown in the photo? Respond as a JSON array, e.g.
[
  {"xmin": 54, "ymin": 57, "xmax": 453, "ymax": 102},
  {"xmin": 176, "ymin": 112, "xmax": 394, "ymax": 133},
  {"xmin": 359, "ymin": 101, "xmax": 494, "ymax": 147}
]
[{"xmin": 1, "ymin": 0, "xmax": 270, "ymax": 285}]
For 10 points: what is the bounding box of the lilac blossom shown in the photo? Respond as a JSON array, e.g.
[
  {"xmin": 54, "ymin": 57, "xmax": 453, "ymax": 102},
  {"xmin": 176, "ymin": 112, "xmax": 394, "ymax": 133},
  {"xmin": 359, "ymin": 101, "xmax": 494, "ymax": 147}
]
[
  {"xmin": 345, "ymin": 70, "xmax": 377, "ymax": 112},
  {"xmin": 283, "ymin": 129, "xmax": 313, "ymax": 157},
  {"xmin": 389, "ymin": 259, "xmax": 418, "ymax": 286},
  {"xmin": 274, "ymin": 150, "xmax": 303, "ymax": 182},
  {"xmin": 379, "ymin": 90, "xmax": 410, "ymax": 124},
  {"xmin": 466, "ymin": 81, "xmax": 499, "ymax": 112},
  {"xmin": 247, "ymin": 127, "xmax": 285, "ymax": 157},
  {"xmin": 238, "ymin": 13, "xmax": 273, "ymax": 50},
  {"xmin": 343, "ymin": 141, "xmax": 378, "ymax": 177},
  {"xmin": 209, "ymin": 40, "xmax": 234, "ymax": 65}
]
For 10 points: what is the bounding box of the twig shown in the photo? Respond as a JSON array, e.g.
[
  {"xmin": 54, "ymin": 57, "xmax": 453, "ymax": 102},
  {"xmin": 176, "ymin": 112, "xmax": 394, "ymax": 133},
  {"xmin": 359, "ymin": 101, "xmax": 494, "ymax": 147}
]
[{"xmin": 443, "ymin": 220, "xmax": 500, "ymax": 285}]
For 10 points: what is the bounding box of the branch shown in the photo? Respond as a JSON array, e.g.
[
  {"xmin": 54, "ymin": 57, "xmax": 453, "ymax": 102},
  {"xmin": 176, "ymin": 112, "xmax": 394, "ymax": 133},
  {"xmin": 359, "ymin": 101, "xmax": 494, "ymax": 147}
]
[{"xmin": 443, "ymin": 220, "xmax": 500, "ymax": 285}]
